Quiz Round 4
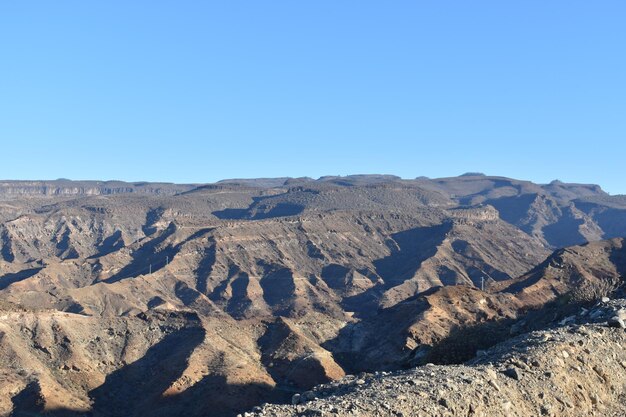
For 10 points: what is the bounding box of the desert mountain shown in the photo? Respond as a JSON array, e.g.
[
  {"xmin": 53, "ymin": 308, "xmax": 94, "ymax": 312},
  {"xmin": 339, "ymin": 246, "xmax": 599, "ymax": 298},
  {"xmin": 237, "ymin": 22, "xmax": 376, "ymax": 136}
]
[{"xmin": 0, "ymin": 175, "xmax": 625, "ymax": 416}]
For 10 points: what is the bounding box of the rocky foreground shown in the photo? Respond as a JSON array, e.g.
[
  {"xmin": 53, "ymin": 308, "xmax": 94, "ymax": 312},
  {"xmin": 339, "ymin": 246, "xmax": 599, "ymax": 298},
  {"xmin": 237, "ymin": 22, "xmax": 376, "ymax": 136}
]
[{"xmin": 247, "ymin": 299, "xmax": 626, "ymax": 417}]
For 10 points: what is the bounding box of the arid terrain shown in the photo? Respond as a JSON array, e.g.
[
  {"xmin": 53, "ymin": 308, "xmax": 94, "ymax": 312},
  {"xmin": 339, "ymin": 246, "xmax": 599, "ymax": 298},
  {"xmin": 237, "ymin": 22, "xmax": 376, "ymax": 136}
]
[
  {"xmin": 0, "ymin": 174, "xmax": 625, "ymax": 416},
  {"xmin": 253, "ymin": 297, "xmax": 626, "ymax": 417}
]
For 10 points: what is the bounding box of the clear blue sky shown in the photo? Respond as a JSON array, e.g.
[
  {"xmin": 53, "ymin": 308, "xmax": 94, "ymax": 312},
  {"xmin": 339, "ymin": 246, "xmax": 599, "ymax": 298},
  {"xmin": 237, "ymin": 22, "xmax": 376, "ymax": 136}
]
[{"xmin": 1, "ymin": 2, "xmax": 624, "ymax": 193}]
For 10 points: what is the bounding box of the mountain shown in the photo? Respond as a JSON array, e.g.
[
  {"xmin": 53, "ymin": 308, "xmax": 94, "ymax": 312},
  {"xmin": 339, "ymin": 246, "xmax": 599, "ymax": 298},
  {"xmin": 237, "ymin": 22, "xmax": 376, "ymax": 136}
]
[
  {"xmin": 328, "ymin": 238, "xmax": 626, "ymax": 372},
  {"xmin": 0, "ymin": 175, "xmax": 625, "ymax": 416}
]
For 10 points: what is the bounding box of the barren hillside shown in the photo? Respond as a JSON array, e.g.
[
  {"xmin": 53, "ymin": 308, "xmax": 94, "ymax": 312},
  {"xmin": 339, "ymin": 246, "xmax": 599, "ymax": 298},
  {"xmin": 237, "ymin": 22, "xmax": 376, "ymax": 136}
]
[{"xmin": 0, "ymin": 175, "xmax": 625, "ymax": 416}]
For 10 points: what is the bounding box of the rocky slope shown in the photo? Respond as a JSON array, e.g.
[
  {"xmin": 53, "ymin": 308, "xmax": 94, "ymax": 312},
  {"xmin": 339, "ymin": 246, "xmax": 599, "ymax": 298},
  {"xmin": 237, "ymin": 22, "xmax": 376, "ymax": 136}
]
[
  {"xmin": 0, "ymin": 175, "xmax": 625, "ymax": 416},
  {"xmin": 251, "ymin": 298, "xmax": 626, "ymax": 417},
  {"xmin": 311, "ymin": 238, "xmax": 626, "ymax": 373}
]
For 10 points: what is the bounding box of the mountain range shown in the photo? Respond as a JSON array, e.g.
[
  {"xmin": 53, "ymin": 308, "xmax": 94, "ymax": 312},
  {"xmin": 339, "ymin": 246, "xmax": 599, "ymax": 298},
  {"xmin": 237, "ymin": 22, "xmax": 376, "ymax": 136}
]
[{"xmin": 0, "ymin": 174, "xmax": 625, "ymax": 416}]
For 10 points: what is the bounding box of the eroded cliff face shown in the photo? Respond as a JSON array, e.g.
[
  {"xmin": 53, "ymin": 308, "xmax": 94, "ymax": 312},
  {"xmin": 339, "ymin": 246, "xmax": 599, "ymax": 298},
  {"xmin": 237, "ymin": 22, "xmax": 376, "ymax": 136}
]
[
  {"xmin": 0, "ymin": 180, "xmax": 196, "ymax": 199},
  {"xmin": 0, "ymin": 176, "xmax": 625, "ymax": 416}
]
